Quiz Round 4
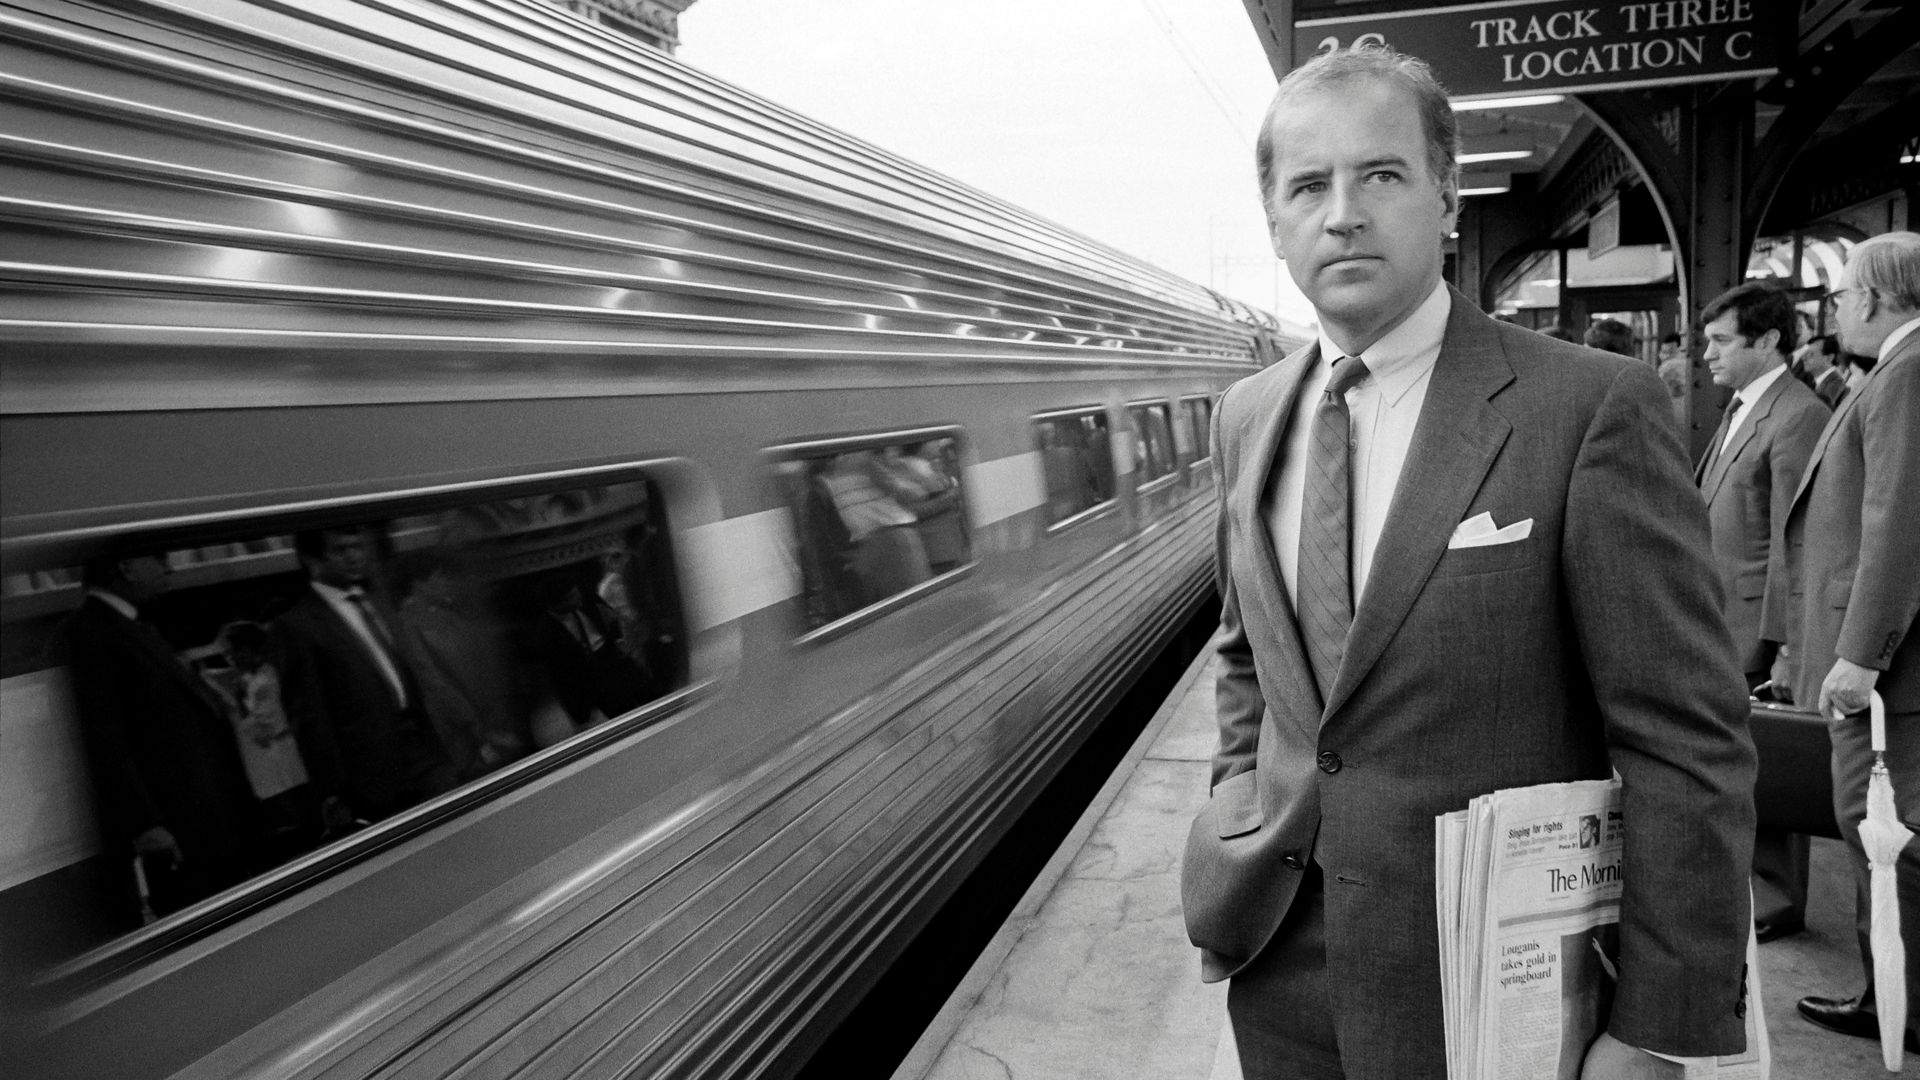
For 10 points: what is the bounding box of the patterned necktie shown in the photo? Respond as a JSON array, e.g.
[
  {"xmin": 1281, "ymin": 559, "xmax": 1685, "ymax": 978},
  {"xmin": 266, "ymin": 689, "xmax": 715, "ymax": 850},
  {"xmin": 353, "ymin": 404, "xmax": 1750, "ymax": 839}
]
[
  {"xmin": 1700, "ymin": 401, "xmax": 1736, "ymax": 480},
  {"xmin": 1298, "ymin": 355, "xmax": 1372, "ymax": 699},
  {"xmin": 346, "ymin": 588, "xmax": 397, "ymax": 652}
]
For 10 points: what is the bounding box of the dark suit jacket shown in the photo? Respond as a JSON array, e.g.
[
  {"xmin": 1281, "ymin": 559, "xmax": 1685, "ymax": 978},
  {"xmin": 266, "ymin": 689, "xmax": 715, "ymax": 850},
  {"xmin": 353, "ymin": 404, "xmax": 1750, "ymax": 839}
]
[
  {"xmin": 1180, "ymin": 290, "xmax": 1755, "ymax": 1076},
  {"xmin": 1779, "ymin": 326, "xmax": 1920, "ymax": 712},
  {"xmin": 1813, "ymin": 367, "xmax": 1849, "ymax": 410},
  {"xmin": 1695, "ymin": 371, "xmax": 1829, "ymax": 673},
  {"xmin": 525, "ymin": 602, "xmax": 655, "ymax": 728},
  {"xmin": 273, "ymin": 589, "xmax": 451, "ymax": 821},
  {"xmin": 60, "ymin": 596, "xmax": 257, "ymax": 907}
]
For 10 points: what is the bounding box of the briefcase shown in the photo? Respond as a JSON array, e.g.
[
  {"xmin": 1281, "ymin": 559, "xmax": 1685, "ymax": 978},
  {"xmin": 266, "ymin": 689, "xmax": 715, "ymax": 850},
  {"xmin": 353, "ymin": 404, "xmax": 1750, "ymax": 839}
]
[{"xmin": 1750, "ymin": 698, "xmax": 1841, "ymax": 840}]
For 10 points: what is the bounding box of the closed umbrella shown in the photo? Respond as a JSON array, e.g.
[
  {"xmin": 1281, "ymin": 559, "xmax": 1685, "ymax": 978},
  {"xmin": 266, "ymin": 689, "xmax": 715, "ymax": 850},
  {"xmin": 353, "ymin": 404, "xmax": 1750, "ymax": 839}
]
[{"xmin": 1857, "ymin": 690, "xmax": 1910, "ymax": 1072}]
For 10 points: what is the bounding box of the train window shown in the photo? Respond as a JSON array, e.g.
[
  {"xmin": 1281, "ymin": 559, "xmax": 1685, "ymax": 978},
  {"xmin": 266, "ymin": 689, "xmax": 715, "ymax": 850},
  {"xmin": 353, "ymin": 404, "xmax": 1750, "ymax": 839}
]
[
  {"xmin": 1183, "ymin": 395, "xmax": 1215, "ymax": 463},
  {"xmin": 0, "ymin": 472, "xmax": 683, "ymax": 962},
  {"xmin": 1033, "ymin": 408, "xmax": 1117, "ymax": 529},
  {"xmin": 773, "ymin": 432, "xmax": 971, "ymax": 636},
  {"xmin": 1128, "ymin": 401, "xmax": 1177, "ymax": 485}
]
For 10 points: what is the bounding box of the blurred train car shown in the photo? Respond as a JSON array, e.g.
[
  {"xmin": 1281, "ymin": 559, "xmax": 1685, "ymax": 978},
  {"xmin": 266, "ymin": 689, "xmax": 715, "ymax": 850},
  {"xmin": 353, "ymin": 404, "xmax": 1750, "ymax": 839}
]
[{"xmin": 0, "ymin": 0, "xmax": 1298, "ymax": 1075}]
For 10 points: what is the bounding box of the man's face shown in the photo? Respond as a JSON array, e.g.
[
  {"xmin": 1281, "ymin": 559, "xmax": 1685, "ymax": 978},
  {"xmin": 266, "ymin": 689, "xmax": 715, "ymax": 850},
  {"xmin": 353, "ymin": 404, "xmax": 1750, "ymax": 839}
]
[
  {"xmin": 308, "ymin": 530, "xmax": 371, "ymax": 589},
  {"xmin": 1831, "ymin": 269, "xmax": 1876, "ymax": 357},
  {"xmin": 1702, "ymin": 311, "xmax": 1780, "ymax": 391},
  {"xmin": 1797, "ymin": 342, "xmax": 1833, "ymax": 378},
  {"xmin": 1264, "ymin": 79, "xmax": 1457, "ymax": 346},
  {"xmin": 117, "ymin": 555, "xmax": 170, "ymax": 603}
]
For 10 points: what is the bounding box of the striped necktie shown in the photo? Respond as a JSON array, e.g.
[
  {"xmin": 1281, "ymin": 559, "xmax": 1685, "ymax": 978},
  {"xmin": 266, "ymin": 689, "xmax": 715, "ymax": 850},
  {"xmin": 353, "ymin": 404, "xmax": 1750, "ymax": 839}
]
[{"xmin": 1298, "ymin": 354, "xmax": 1371, "ymax": 700}]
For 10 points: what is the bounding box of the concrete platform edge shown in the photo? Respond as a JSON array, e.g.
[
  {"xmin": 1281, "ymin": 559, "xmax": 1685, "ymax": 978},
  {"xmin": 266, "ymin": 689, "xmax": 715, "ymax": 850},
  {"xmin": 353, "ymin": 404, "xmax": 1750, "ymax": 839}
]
[{"xmin": 886, "ymin": 646, "xmax": 1216, "ymax": 1080}]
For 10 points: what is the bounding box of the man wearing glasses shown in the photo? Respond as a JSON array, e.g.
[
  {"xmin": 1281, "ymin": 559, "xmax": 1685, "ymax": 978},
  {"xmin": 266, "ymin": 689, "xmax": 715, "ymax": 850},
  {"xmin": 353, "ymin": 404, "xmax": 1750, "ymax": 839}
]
[{"xmin": 1782, "ymin": 231, "xmax": 1920, "ymax": 1050}]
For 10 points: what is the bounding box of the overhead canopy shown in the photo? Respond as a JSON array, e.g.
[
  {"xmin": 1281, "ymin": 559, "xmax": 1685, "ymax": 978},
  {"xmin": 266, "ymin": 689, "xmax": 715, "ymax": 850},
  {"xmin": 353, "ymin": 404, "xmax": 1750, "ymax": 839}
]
[{"xmin": 1239, "ymin": 0, "xmax": 1919, "ymax": 456}]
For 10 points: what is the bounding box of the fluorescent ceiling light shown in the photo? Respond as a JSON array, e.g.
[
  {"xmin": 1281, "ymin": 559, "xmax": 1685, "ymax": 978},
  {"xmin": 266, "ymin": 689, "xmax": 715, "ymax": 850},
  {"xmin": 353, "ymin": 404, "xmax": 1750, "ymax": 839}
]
[
  {"xmin": 1460, "ymin": 148, "xmax": 1534, "ymax": 165},
  {"xmin": 1452, "ymin": 94, "xmax": 1566, "ymax": 112},
  {"xmin": 1460, "ymin": 186, "xmax": 1510, "ymax": 197}
]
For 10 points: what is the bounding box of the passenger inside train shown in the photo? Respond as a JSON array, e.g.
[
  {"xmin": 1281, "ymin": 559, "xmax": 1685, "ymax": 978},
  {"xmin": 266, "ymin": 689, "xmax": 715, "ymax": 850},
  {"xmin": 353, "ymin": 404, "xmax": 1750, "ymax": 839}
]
[{"xmin": 5, "ymin": 475, "xmax": 687, "ymax": 951}]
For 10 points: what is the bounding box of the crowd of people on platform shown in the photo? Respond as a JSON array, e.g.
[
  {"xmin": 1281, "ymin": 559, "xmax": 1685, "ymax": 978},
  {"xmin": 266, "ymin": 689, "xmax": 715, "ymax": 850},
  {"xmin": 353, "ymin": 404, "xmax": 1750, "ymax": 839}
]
[
  {"xmin": 1679, "ymin": 235, "xmax": 1920, "ymax": 1056},
  {"xmin": 58, "ymin": 488, "xmax": 679, "ymax": 922},
  {"xmin": 785, "ymin": 439, "xmax": 968, "ymax": 631}
]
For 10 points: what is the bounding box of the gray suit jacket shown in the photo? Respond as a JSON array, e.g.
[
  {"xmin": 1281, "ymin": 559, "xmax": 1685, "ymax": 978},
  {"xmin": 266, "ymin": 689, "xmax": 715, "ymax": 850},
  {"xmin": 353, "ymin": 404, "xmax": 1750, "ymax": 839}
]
[
  {"xmin": 1779, "ymin": 325, "xmax": 1920, "ymax": 712},
  {"xmin": 1181, "ymin": 290, "xmax": 1755, "ymax": 1077},
  {"xmin": 1695, "ymin": 371, "xmax": 1829, "ymax": 673}
]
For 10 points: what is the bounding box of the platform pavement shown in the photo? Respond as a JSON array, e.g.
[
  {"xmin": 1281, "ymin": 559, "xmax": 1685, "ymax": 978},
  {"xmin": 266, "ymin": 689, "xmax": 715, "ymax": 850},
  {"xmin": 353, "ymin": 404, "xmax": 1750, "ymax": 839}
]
[{"xmin": 890, "ymin": 650, "xmax": 1907, "ymax": 1079}]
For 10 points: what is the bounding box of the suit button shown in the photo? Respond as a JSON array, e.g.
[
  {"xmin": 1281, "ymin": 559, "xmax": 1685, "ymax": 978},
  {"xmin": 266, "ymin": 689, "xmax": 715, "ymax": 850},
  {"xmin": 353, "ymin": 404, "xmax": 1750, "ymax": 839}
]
[
  {"xmin": 1282, "ymin": 854, "xmax": 1304, "ymax": 870},
  {"xmin": 1318, "ymin": 751, "xmax": 1342, "ymax": 774}
]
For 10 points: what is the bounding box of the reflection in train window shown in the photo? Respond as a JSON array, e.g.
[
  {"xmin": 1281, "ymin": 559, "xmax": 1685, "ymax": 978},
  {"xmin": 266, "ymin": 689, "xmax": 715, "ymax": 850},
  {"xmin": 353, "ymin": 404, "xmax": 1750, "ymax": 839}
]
[
  {"xmin": 1184, "ymin": 395, "xmax": 1215, "ymax": 463},
  {"xmin": 775, "ymin": 433, "xmax": 970, "ymax": 634},
  {"xmin": 1034, "ymin": 408, "xmax": 1117, "ymax": 528},
  {"xmin": 1129, "ymin": 400, "xmax": 1176, "ymax": 484},
  {"xmin": 0, "ymin": 475, "xmax": 682, "ymax": 962}
]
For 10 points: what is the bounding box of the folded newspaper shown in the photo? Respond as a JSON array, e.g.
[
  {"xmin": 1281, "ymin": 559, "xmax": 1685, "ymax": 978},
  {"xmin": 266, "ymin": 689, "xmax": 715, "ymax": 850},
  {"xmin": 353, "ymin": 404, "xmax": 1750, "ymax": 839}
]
[{"xmin": 1436, "ymin": 778, "xmax": 1767, "ymax": 1080}]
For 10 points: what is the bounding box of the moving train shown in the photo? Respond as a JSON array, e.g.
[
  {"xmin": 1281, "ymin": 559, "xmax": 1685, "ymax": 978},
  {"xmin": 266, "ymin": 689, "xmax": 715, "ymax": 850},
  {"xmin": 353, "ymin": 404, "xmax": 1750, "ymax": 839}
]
[{"xmin": 0, "ymin": 0, "xmax": 1297, "ymax": 1075}]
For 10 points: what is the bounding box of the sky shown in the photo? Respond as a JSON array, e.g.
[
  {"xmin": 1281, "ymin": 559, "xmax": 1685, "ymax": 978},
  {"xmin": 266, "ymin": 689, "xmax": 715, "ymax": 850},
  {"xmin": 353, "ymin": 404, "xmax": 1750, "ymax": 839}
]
[{"xmin": 675, "ymin": 0, "xmax": 1315, "ymax": 326}]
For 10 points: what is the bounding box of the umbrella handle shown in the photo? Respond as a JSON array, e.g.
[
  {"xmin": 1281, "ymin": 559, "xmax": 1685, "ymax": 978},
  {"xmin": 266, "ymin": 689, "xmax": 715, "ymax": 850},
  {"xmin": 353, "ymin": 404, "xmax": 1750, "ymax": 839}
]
[{"xmin": 1873, "ymin": 690, "xmax": 1888, "ymax": 755}]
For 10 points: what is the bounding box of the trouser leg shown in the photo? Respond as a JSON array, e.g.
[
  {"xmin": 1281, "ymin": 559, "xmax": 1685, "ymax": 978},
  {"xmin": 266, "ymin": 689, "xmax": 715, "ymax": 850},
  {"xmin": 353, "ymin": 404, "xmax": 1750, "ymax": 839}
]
[
  {"xmin": 1751, "ymin": 828, "xmax": 1810, "ymax": 926},
  {"xmin": 1226, "ymin": 866, "xmax": 1344, "ymax": 1080}
]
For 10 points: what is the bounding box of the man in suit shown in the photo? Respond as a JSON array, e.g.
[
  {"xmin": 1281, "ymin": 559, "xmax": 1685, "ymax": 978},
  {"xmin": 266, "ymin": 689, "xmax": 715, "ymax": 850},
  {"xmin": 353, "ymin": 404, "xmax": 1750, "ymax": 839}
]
[
  {"xmin": 1783, "ymin": 231, "xmax": 1920, "ymax": 1049},
  {"xmin": 275, "ymin": 526, "xmax": 456, "ymax": 827},
  {"xmin": 1694, "ymin": 282, "xmax": 1830, "ymax": 944},
  {"xmin": 1798, "ymin": 334, "xmax": 1850, "ymax": 409},
  {"xmin": 1179, "ymin": 45, "xmax": 1755, "ymax": 1080},
  {"xmin": 61, "ymin": 554, "xmax": 258, "ymax": 915}
]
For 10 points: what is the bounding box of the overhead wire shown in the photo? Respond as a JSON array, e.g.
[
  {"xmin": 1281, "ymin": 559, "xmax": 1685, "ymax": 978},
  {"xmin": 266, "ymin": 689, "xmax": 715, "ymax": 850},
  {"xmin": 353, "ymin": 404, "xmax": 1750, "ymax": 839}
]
[{"xmin": 1132, "ymin": 0, "xmax": 1255, "ymax": 151}]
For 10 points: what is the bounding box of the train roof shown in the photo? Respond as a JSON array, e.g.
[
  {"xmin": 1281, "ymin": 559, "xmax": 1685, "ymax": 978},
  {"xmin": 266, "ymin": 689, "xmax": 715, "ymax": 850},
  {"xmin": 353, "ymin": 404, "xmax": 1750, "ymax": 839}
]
[{"xmin": 1, "ymin": 0, "xmax": 1283, "ymax": 413}]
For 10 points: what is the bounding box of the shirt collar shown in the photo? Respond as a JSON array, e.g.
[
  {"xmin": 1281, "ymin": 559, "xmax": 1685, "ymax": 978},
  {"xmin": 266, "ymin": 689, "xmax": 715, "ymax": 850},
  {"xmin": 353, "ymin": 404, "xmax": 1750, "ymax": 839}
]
[
  {"xmin": 1314, "ymin": 279, "xmax": 1450, "ymax": 406},
  {"xmin": 1733, "ymin": 362, "xmax": 1788, "ymax": 408},
  {"xmin": 311, "ymin": 579, "xmax": 362, "ymax": 604},
  {"xmin": 1881, "ymin": 315, "xmax": 1920, "ymax": 361},
  {"xmin": 86, "ymin": 588, "xmax": 140, "ymax": 622}
]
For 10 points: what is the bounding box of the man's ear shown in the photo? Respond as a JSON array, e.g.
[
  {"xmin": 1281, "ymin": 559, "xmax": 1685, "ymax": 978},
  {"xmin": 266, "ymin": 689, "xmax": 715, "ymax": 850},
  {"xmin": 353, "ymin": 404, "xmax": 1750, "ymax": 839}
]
[{"xmin": 1439, "ymin": 174, "xmax": 1460, "ymax": 234}]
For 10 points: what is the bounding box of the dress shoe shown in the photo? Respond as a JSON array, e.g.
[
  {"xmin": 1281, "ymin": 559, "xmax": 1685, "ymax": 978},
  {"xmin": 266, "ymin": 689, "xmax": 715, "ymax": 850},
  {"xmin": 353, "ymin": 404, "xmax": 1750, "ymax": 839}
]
[
  {"xmin": 1754, "ymin": 918, "xmax": 1804, "ymax": 943},
  {"xmin": 1797, "ymin": 995, "xmax": 1920, "ymax": 1052}
]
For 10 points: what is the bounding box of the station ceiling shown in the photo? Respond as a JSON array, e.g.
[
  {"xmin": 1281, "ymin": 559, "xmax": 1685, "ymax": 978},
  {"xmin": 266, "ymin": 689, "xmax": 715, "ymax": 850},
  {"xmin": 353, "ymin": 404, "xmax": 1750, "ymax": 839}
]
[{"xmin": 1238, "ymin": 0, "xmax": 1920, "ymax": 238}]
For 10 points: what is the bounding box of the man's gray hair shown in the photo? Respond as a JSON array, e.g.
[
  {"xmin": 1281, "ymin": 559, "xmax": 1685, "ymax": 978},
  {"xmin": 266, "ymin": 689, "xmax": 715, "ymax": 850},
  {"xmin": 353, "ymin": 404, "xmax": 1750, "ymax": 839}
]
[
  {"xmin": 1255, "ymin": 44, "xmax": 1460, "ymax": 208},
  {"xmin": 1848, "ymin": 231, "xmax": 1920, "ymax": 312}
]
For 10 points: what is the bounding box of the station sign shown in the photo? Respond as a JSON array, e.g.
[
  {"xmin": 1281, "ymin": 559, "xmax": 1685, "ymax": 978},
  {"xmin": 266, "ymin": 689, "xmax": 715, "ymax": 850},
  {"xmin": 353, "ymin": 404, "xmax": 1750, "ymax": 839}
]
[{"xmin": 1293, "ymin": 1, "xmax": 1780, "ymax": 101}]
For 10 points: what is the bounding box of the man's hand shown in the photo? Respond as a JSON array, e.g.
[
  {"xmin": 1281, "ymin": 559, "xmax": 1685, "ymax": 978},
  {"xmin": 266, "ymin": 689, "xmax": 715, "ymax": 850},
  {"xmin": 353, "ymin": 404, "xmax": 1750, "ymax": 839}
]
[
  {"xmin": 132, "ymin": 825, "xmax": 183, "ymax": 869},
  {"xmin": 1769, "ymin": 650, "xmax": 1794, "ymax": 702},
  {"xmin": 1581, "ymin": 1032, "xmax": 1683, "ymax": 1080},
  {"xmin": 1820, "ymin": 657, "xmax": 1881, "ymax": 719}
]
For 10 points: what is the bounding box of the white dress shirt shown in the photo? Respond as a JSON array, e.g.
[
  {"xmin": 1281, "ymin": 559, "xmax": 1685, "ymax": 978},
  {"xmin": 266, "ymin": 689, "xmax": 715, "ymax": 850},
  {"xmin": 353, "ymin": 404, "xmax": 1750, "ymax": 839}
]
[
  {"xmin": 1721, "ymin": 362, "xmax": 1789, "ymax": 453},
  {"xmin": 311, "ymin": 580, "xmax": 409, "ymax": 707},
  {"xmin": 1268, "ymin": 279, "xmax": 1449, "ymax": 611},
  {"xmin": 86, "ymin": 587, "xmax": 140, "ymax": 622}
]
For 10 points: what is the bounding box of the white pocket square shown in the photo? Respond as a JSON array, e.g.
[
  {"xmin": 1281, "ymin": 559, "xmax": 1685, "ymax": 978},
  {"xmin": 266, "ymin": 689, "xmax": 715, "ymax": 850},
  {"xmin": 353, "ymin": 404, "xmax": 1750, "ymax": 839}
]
[{"xmin": 1448, "ymin": 512, "xmax": 1533, "ymax": 549}]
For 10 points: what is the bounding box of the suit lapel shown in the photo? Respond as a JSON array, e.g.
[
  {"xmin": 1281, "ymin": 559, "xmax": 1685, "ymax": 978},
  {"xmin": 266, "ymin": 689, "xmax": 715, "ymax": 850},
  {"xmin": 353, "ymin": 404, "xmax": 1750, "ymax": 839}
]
[
  {"xmin": 1701, "ymin": 376, "xmax": 1783, "ymax": 506},
  {"xmin": 1795, "ymin": 334, "xmax": 1920, "ymax": 515},
  {"xmin": 1322, "ymin": 291, "xmax": 1514, "ymax": 721},
  {"xmin": 1241, "ymin": 341, "xmax": 1323, "ymax": 719},
  {"xmin": 1792, "ymin": 366, "xmax": 1873, "ymax": 514},
  {"xmin": 95, "ymin": 600, "xmax": 226, "ymax": 718}
]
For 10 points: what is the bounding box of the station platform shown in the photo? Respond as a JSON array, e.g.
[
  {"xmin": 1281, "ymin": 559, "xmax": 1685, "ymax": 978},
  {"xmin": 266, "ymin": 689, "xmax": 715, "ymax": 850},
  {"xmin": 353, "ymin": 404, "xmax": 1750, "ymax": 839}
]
[{"xmin": 890, "ymin": 651, "xmax": 1904, "ymax": 1079}]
